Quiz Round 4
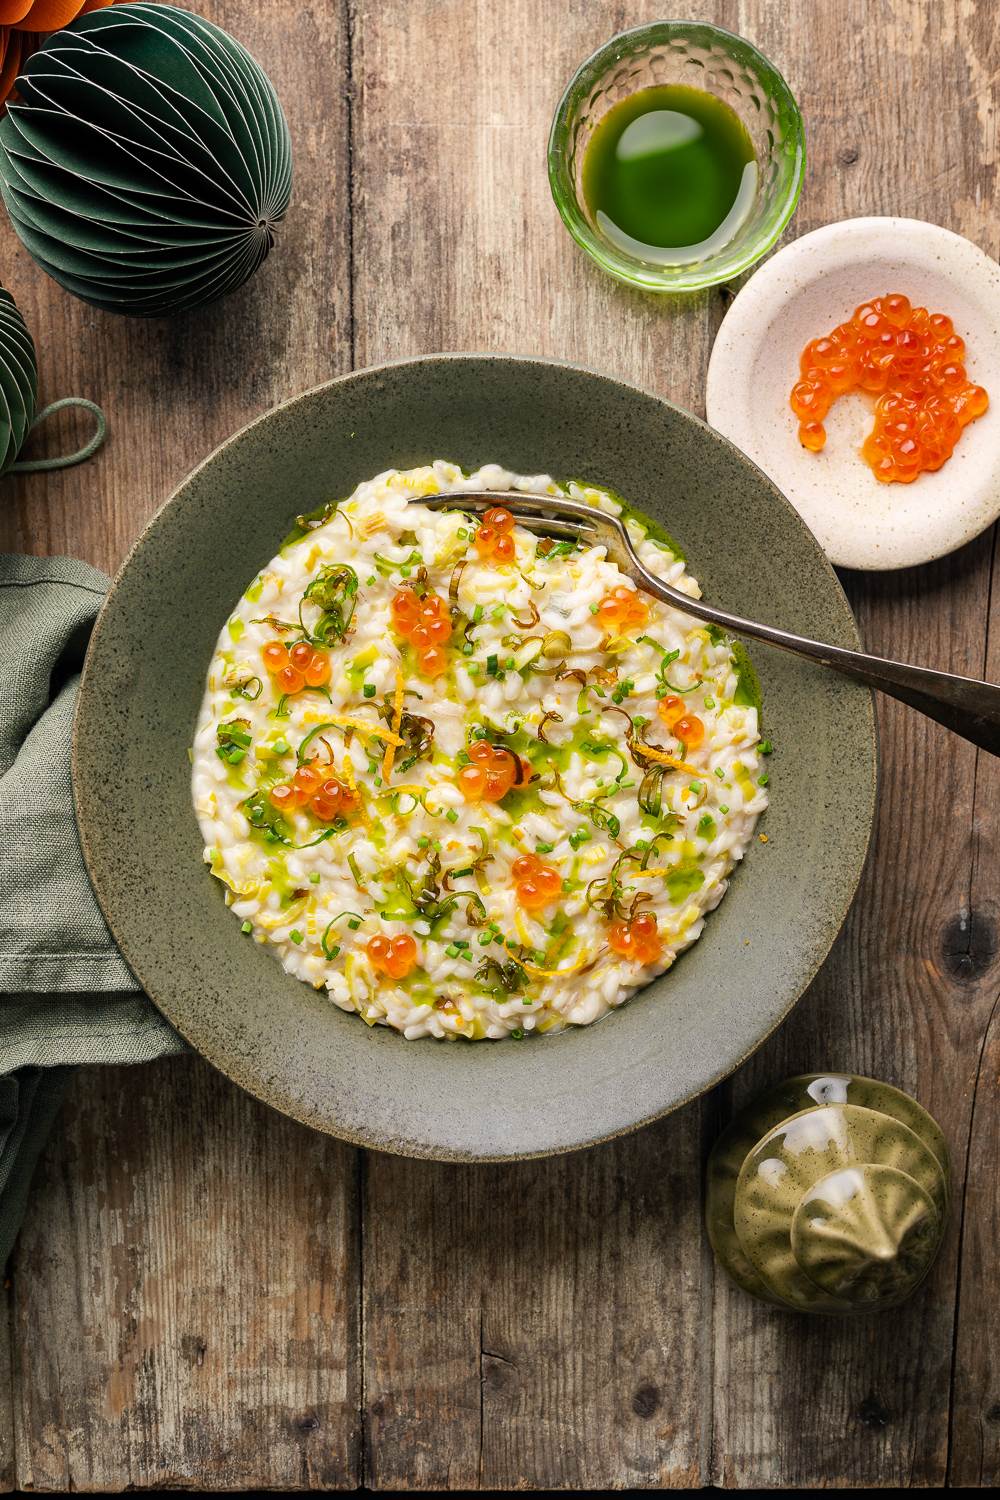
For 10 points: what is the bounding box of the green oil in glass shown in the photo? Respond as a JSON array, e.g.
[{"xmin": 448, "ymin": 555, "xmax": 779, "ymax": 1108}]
[{"xmin": 582, "ymin": 84, "xmax": 757, "ymax": 265}]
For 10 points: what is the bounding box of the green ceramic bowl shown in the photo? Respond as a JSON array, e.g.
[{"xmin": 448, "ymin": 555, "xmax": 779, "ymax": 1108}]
[{"xmin": 73, "ymin": 356, "xmax": 876, "ymax": 1160}]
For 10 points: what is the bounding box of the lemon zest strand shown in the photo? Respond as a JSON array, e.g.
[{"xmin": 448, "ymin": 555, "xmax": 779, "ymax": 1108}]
[{"xmin": 381, "ymin": 667, "xmax": 405, "ymax": 782}]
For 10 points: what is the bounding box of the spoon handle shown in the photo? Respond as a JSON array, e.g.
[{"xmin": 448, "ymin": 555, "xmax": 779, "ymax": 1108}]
[{"xmin": 626, "ymin": 554, "xmax": 1000, "ymax": 756}]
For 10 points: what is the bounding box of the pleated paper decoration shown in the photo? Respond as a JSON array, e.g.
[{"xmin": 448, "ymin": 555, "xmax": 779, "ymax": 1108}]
[
  {"xmin": 0, "ymin": 279, "xmax": 37, "ymax": 471},
  {"xmin": 0, "ymin": 4, "xmax": 118, "ymax": 108},
  {"xmin": 0, "ymin": 2, "xmax": 293, "ymax": 316}
]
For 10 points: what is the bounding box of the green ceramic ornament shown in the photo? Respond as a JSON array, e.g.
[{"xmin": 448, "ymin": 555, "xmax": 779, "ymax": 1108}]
[
  {"xmin": 0, "ymin": 280, "xmax": 105, "ymax": 477},
  {"xmin": 0, "ymin": 3, "xmax": 292, "ymax": 317},
  {"xmin": 706, "ymin": 1074, "xmax": 949, "ymax": 1314},
  {"xmin": 0, "ymin": 282, "xmax": 37, "ymax": 474}
]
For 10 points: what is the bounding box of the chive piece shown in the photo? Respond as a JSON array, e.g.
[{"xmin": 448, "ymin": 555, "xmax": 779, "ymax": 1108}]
[
  {"xmin": 366, "ymin": 575, "xmax": 376, "ymax": 586},
  {"xmin": 290, "ymin": 929, "xmax": 303, "ymax": 944},
  {"xmin": 400, "ymin": 565, "xmax": 411, "ymax": 577},
  {"xmin": 445, "ymin": 808, "xmax": 459, "ymax": 824},
  {"xmin": 473, "ymin": 604, "xmax": 485, "ymax": 623},
  {"xmin": 241, "ymin": 920, "xmax": 252, "ymax": 934},
  {"xmin": 720, "ymin": 804, "xmax": 729, "ymax": 814},
  {"xmin": 273, "ymin": 737, "xmax": 289, "ymax": 754},
  {"xmin": 347, "ymin": 917, "xmax": 362, "ymax": 931},
  {"xmin": 462, "ymin": 642, "xmax": 473, "ymax": 655},
  {"xmin": 511, "ymin": 1027, "xmax": 525, "ymax": 1039},
  {"xmin": 417, "ymin": 835, "xmax": 430, "ymax": 848},
  {"xmin": 589, "ymin": 603, "xmax": 599, "ymax": 614},
  {"xmin": 486, "ymin": 654, "xmax": 499, "ymax": 676},
  {"xmin": 309, "ymin": 872, "xmax": 321, "ymax": 884},
  {"xmin": 760, "ymin": 739, "xmax": 774, "ymax": 754},
  {"xmin": 327, "ymin": 943, "xmax": 341, "ymax": 959},
  {"xmin": 363, "ymin": 682, "xmax": 376, "ymax": 698},
  {"xmin": 493, "ymin": 931, "xmax": 505, "ymax": 944},
  {"xmin": 759, "ymin": 774, "xmax": 770, "ymax": 786},
  {"xmin": 445, "ymin": 943, "xmax": 460, "ymax": 957},
  {"xmin": 535, "ymin": 841, "xmax": 554, "ymax": 854},
  {"xmin": 714, "ymin": 767, "xmax": 726, "ymax": 780},
  {"xmin": 457, "ymin": 527, "xmax": 469, "ymax": 539}
]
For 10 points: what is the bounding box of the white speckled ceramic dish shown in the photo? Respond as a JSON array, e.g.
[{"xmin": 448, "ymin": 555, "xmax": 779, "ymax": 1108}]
[{"xmin": 706, "ymin": 217, "xmax": 1000, "ymax": 570}]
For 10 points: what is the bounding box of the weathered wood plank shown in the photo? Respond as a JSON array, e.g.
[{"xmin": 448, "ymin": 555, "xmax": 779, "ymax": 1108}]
[
  {"xmin": 1, "ymin": 1, "xmax": 360, "ymax": 1490},
  {"xmin": 710, "ymin": 0, "xmax": 1000, "ymax": 1487},
  {"xmin": 353, "ymin": 0, "xmax": 732, "ymax": 1488},
  {"xmin": 0, "ymin": 1278, "xmax": 12, "ymax": 1493},
  {"xmin": 12, "ymin": 1059, "xmax": 360, "ymax": 1491}
]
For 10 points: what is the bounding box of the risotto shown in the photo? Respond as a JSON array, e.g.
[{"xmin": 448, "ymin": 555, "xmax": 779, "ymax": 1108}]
[{"xmin": 191, "ymin": 461, "xmax": 769, "ymax": 1040}]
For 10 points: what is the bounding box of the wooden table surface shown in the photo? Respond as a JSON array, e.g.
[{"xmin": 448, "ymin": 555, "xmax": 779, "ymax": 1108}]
[{"xmin": 1, "ymin": 0, "xmax": 997, "ymax": 1489}]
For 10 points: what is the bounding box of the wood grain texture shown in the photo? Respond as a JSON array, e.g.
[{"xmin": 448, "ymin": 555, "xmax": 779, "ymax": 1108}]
[
  {"xmin": 1, "ymin": 0, "xmax": 997, "ymax": 1489},
  {"xmin": 0, "ymin": 0, "xmax": 360, "ymax": 1492},
  {"xmin": 12, "ymin": 1059, "xmax": 360, "ymax": 1491}
]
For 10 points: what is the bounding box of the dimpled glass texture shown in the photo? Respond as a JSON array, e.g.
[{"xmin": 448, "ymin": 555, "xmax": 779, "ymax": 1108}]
[{"xmin": 548, "ymin": 21, "xmax": 805, "ymax": 292}]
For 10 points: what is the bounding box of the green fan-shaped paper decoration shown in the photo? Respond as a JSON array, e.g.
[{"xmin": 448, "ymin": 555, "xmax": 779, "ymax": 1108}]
[
  {"xmin": 0, "ymin": 2, "xmax": 292, "ymax": 317},
  {"xmin": 0, "ymin": 282, "xmax": 38, "ymax": 473}
]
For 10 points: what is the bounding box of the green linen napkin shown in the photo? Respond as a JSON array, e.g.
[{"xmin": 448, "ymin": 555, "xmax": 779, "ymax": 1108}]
[{"xmin": 0, "ymin": 555, "xmax": 185, "ymax": 1264}]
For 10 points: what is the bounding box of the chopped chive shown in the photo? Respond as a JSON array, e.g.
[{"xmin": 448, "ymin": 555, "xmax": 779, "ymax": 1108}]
[
  {"xmin": 417, "ymin": 834, "xmax": 430, "ymax": 847},
  {"xmin": 505, "ymin": 656, "xmax": 516, "ymax": 670},
  {"xmin": 493, "ymin": 931, "xmax": 505, "ymax": 944},
  {"xmin": 241, "ymin": 920, "xmax": 252, "ymax": 934},
  {"xmin": 445, "ymin": 943, "xmax": 459, "ymax": 957},
  {"xmin": 720, "ymin": 804, "xmax": 729, "ymax": 813},
  {"xmin": 457, "ymin": 527, "xmax": 469, "ymax": 539},
  {"xmin": 760, "ymin": 739, "xmax": 774, "ymax": 754},
  {"xmin": 589, "ymin": 603, "xmax": 599, "ymax": 614},
  {"xmin": 456, "ymin": 750, "xmax": 471, "ymax": 764},
  {"xmin": 486, "ymin": 654, "xmax": 499, "ymax": 676},
  {"xmin": 445, "ymin": 808, "xmax": 460, "ymax": 824},
  {"xmin": 714, "ymin": 767, "xmax": 726, "ymax": 780},
  {"xmin": 400, "ymin": 565, "xmax": 412, "ymax": 577},
  {"xmin": 535, "ymin": 840, "xmax": 554, "ymax": 853},
  {"xmin": 327, "ymin": 943, "xmax": 341, "ymax": 959},
  {"xmin": 363, "ymin": 682, "xmax": 376, "ymax": 698},
  {"xmin": 478, "ymin": 931, "xmax": 493, "ymax": 945},
  {"xmin": 309, "ymin": 872, "xmax": 321, "ymax": 884},
  {"xmin": 462, "ymin": 641, "xmax": 473, "ymax": 655},
  {"xmin": 561, "ymin": 878, "xmax": 573, "ymax": 892},
  {"xmin": 290, "ymin": 929, "xmax": 303, "ymax": 944},
  {"xmin": 347, "ymin": 917, "xmax": 362, "ymax": 931},
  {"xmin": 473, "ymin": 604, "xmax": 485, "ymax": 623},
  {"xmin": 273, "ymin": 737, "xmax": 289, "ymax": 754},
  {"xmin": 366, "ymin": 575, "xmax": 376, "ymax": 586},
  {"xmin": 759, "ymin": 774, "xmax": 770, "ymax": 786}
]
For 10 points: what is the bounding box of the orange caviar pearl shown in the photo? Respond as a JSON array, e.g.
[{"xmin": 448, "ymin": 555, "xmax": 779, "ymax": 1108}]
[
  {"xmin": 512, "ymin": 852, "xmax": 561, "ymax": 910},
  {"xmin": 268, "ymin": 783, "xmax": 297, "ymax": 811},
  {"xmin": 304, "ymin": 653, "xmax": 331, "ymax": 687},
  {"xmin": 457, "ymin": 740, "xmax": 521, "ymax": 802},
  {"xmin": 277, "ymin": 664, "xmax": 305, "ymax": 694},
  {"xmin": 367, "ymin": 932, "xmax": 418, "ymax": 979},
  {"xmin": 608, "ymin": 913, "xmax": 661, "ymax": 964},
  {"xmin": 290, "ymin": 641, "xmax": 314, "ymax": 670},
  {"xmin": 292, "ymin": 763, "xmax": 325, "ymax": 797},
  {"xmin": 674, "ymin": 714, "xmax": 704, "ymax": 749},
  {"xmin": 391, "ymin": 588, "xmax": 452, "ymax": 676},
  {"xmin": 792, "ymin": 294, "xmax": 989, "ymax": 482},
  {"xmin": 418, "ymin": 645, "xmax": 449, "ymax": 678},
  {"xmin": 262, "ymin": 640, "xmax": 289, "ymax": 672},
  {"xmin": 657, "ymin": 694, "xmax": 686, "ymax": 730},
  {"xmin": 597, "ymin": 585, "xmax": 649, "ymax": 634},
  {"xmin": 475, "ymin": 508, "xmax": 516, "ymax": 561}
]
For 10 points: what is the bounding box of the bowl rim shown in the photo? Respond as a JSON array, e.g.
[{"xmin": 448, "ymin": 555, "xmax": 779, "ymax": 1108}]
[
  {"xmin": 72, "ymin": 352, "xmax": 877, "ymax": 1159},
  {"xmin": 547, "ymin": 19, "xmax": 806, "ymax": 293}
]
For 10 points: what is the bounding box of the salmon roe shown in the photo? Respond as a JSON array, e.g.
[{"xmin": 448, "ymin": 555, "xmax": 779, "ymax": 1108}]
[
  {"xmin": 608, "ymin": 911, "xmax": 661, "ymax": 964},
  {"xmin": 269, "ymin": 766, "xmax": 358, "ymax": 822},
  {"xmin": 366, "ymin": 932, "xmax": 419, "ymax": 979},
  {"xmin": 791, "ymin": 294, "xmax": 989, "ymax": 483},
  {"xmin": 657, "ymin": 694, "xmax": 686, "ymax": 730},
  {"xmin": 457, "ymin": 738, "xmax": 528, "ymax": 803},
  {"xmin": 390, "ymin": 587, "xmax": 452, "ymax": 677},
  {"xmin": 597, "ymin": 584, "xmax": 649, "ymax": 635},
  {"xmin": 511, "ymin": 852, "xmax": 561, "ymax": 911},
  {"xmin": 474, "ymin": 506, "xmax": 516, "ymax": 563},
  {"xmin": 261, "ymin": 639, "xmax": 330, "ymax": 695}
]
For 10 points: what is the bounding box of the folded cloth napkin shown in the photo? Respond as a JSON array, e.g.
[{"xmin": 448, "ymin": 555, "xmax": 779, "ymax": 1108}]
[{"xmin": 0, "ymin": 555, "xmax": 184, "ymax": 1264}]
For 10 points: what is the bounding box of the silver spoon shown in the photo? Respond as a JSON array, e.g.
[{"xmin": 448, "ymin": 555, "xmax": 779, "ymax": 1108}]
[{"xmin": 422, "ymin": 490, "xmax": 1000, "ymax": 755}]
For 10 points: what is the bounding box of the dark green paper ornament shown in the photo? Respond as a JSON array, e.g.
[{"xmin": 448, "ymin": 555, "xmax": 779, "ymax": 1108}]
[
  {"xmin": 1, "ymin": 281, "xmax": 105, "ymax": 477},
  {"xmin": 0, "ymin": 2, "xmax": 292, "ymax": 317}
]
